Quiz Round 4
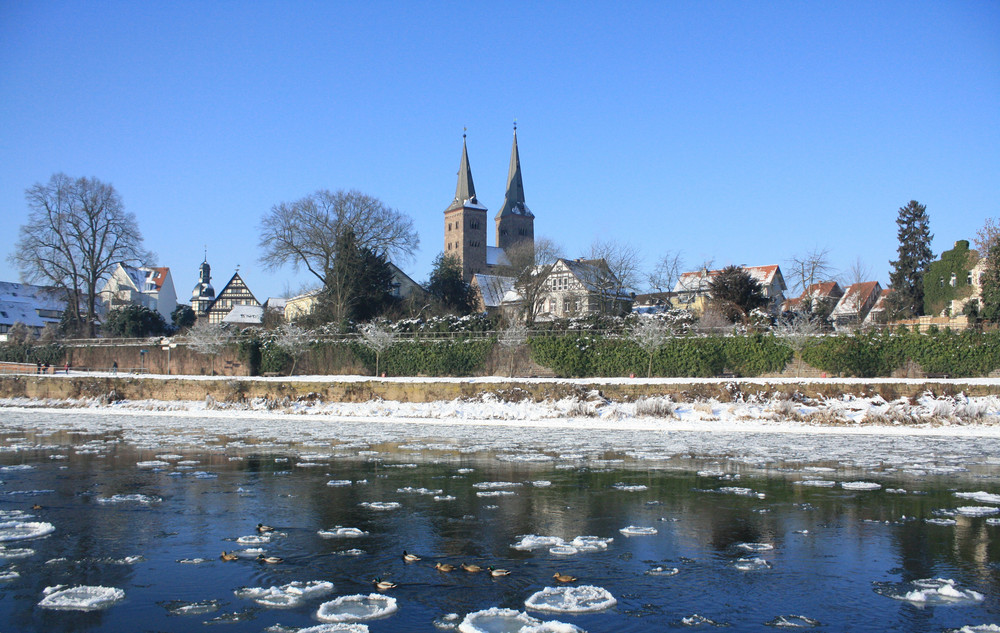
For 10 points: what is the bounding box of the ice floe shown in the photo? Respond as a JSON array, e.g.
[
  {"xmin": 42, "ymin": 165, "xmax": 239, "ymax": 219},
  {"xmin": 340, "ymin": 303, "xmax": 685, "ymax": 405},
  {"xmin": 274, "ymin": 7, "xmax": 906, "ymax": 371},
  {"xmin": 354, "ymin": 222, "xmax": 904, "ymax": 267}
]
[
  {"xmin": 37, "ymin": 585, "xmax": 125, "ymax": 611},
  {"xmin": 680, "ymin": 614, "xmax": 727, "ymax": 626},
  {"xmin": 0, "ymin": 520, "xmax": 54, "ymax": 541},
  {"xmin": 737, "ymin": 542, "xmax": 774, "ymax": 552},
  {"xmin": 645, "ymin": 566, "xmax": 679, "ymax": 576},
  {"xmin": 612, "ymin": 483, "xmax": 648, "ymax": 491},
  {"xmin": 315, "ymin": 593, "xmax": 397, "ymax": 622},
  {"xmin": 524, "ymin": 585, "xmax": 617, "ymax": 613},
  {"xmin": 955, "ymin": 491, "xmax": 1000, "ymax": 504},
  {"xmin": 163, "ymin": 599, "xmax": 220, "ymax": 615},
  {"xmin": 619, "ymin": 525, "xmax": 657, "ymax": 536},
  {"xmin": 457, "ymin": 607, "xmax": 584, "ymax": 633},
  {"xmin": 795, "ymin": 480, "xmax": 836, "ymax": 487},
  {"xmin": 96, "ymin": 493, "xmax": 161, "ymax": 504},
  {"xmin": 236, "ymin": 580, "xmax": 334, "ymax": 608},
  {"xmin": 297, "ymin": 625, "xmax": 371, "ymax": 633},
  {"xmin": 955, "ymin": 506, "xmax": 1000, "ymax": 517},
  {"xmin": 327, "ymin": 480, "xmax": 353, "ymax": 487},
  {"xmin": 359, "ymin": 501, "xmax": 400, "ymax": 511},
  {"xmin": 318, "ymin": 527, "xmax": 368, "ymax": 538},
  {"xmin": 764, "ymin": 614, "xmax": 821, "ymax": 628},
  {"xmin": 874, "ymin": 578, "xmax": 985, "ymax": 606},
  {"xmin": 841, "ymin": 482, "xmax": 882, "ymax": 491},
  {"xmin": 734, "ymin": 557, "xmax": 773, "ymax": 571}
]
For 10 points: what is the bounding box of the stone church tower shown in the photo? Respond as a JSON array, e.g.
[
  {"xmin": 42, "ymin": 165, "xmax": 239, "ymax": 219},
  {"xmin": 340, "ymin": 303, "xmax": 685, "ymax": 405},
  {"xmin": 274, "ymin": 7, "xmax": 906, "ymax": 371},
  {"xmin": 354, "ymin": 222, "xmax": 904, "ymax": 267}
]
[
  {"xmin": 443, "ymin": 127, "xmax": 535, "ymax": 283},
  {"xmin": 191, "ymin": 257, "xmax": 215, "ymax": 317},
  {"xmin": 443, "ymin": 134, "xmax": 489, "ymax": 282},
  {"xmin": 495, "ymin": 126, "xmax": 534, "ymax": 254}
]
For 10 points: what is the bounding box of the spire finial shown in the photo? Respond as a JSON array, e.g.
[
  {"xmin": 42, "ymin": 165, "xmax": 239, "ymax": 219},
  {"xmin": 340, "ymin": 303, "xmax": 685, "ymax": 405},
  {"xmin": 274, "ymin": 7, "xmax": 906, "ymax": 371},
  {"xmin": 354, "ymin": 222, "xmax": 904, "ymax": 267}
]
[
  {"xmin": 463, "ymin": 126, "xmax": 467, "ymax": 139},
  {"xmin": 513, "ymin": 118, "xmax": 517, "ymax": 132},
  {"xmin": 203, "ymin": 245, "xmax": 207, "ymax": 262}
]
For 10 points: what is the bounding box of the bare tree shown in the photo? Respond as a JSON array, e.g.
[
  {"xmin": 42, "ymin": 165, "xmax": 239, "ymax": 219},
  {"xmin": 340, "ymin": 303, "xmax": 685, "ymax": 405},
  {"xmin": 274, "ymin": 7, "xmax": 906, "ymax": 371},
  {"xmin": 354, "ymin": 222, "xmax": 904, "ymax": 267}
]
[
  {"xmin": 843, "ymin": 257, "xmax": 873, "ymax": 287},
  {"xmin": 786, "ymin": 247, "xmax": 836, "ymax": 295},
  {"xmin": 258, "ymin": 189, "xmax": 419, "ymax": 290},
  {"xmin": 358, "ymin": 321, "xmax": 395, "ymax": 377},
  {"xmin": 492, "ymin": 238, "xmax": 562, "ymax": 325},
  {"xmin": 273, "ymin": 323, "xmax": 311, "ymax": 376},
  {"xmin": 629, "ymin": 317, "xmax": 671, "ymax": 378},
  {"xmin": 589, "ymin": 238, "xmax": 642, "ymax": 313},
  {"xmin": 496, "ymin": 322, "xmax": 528, "ymax": 377},
  {"xmin": 772, "ymin": 315, "xmax": 822, "ymax": 377},
  {"xmin": 9, "ymin": 174, "xmax": 150, "ymax": 337},
  {"xmin": 185, "ymin": 320, "xmax": 235, "ymax": 375},
  {"xmin": 648, "ymin": 251, "xmax": 684, "ymax": 293},
  {"xmin": 974, "ymin": 217, "xmax": 1000, "ymax": 262}
]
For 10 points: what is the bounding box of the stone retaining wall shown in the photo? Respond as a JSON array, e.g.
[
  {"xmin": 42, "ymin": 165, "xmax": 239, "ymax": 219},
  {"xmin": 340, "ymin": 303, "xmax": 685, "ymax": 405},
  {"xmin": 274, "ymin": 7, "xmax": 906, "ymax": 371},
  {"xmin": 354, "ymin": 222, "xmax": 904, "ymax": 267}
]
[{"xmin": 1, "ymin": 375, "xmax": 997, "ymax": 405}]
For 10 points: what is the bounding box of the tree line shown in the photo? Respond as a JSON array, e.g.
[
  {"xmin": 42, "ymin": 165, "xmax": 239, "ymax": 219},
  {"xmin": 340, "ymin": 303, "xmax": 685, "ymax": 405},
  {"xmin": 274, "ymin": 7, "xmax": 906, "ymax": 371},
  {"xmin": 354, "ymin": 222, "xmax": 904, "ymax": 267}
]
[{"xmin": 8, "ymin": 173, "xmax": 1000, "ymax": 343}]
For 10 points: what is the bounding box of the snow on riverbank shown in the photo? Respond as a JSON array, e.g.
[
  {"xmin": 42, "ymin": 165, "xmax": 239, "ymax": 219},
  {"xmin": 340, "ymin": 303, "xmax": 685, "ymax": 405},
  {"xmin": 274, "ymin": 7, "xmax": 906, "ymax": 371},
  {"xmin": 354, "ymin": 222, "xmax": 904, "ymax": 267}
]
[{"xmin": 2, "ymin": 383, "xmax": 1000, "ymax": 438}]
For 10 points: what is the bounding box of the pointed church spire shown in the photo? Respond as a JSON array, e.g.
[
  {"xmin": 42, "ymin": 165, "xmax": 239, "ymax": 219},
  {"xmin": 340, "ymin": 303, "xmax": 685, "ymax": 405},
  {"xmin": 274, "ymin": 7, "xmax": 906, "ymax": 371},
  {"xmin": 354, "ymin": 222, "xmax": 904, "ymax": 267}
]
[
  {"xmin": 496, "ymin": 123, "xmax": 532, "ymax": 219},
  {"xmin": 447, "ymin": 131, "xmax": 481, "ymax": 212}
]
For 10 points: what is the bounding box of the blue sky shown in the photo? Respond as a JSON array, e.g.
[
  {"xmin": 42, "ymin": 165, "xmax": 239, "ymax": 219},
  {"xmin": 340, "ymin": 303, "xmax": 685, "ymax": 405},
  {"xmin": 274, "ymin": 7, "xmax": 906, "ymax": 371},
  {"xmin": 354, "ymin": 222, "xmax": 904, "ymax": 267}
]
[{"xmin": 2, "ymin": 1, "xmax": 998, "ymax": 302}]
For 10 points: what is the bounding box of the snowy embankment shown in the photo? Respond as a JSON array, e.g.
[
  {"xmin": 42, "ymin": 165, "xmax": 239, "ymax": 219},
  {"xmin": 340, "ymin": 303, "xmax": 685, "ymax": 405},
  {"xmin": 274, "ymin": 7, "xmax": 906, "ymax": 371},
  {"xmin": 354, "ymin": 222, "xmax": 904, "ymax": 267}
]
[{"xmin": 2, "ymin": 374, "xmax": 1000, "ymax": 437}]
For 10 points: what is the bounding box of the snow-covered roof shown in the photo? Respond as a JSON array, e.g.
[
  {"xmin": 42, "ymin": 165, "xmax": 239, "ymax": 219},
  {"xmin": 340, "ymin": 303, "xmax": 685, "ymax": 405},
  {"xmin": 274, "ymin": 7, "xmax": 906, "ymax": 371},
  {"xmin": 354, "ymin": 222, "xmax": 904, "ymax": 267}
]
[
  {"xmin": 558, "ymin": 258, "xmax": 623, "ymax": 295},
  {"xmin": 472, "ymin": 274, "xmax": 515, "ymax": 308},
  {"xmin": 0, "ymin": 282, "xmax": 68, "ymax": 329},
  {"xmin": 673, "ymin": 265, "xmax": 784, "ymax": 295},
  {"xmin": 221, "ymin": 304, "xmax": 264, "ymax": 324},
  {"xmin": 264, "ymin": 297, "xmax": 287, "ymax": 310},
  {"xmin": 832, "ymin": 281, "xmax": 882, "ymax": 317},
  {"xmin": 486, "ymin": 246, "xmax": 510, "ymax": 267}
]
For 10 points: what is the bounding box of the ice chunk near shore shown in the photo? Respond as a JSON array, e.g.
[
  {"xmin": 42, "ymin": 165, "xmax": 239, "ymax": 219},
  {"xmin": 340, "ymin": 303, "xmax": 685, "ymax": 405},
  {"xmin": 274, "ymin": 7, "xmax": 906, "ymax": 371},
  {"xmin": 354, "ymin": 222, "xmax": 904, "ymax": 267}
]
[
  {"xmin": 457, "ymin": 607, "xmax": 584, "ymax": 633},
  {"xmin": 841, "ymin": 482, "xmax": 881, "ymax": 491},
  {"xmin": 359, "ymin": 501, "xmax": 401, "ymax": 511},
  {"xmin": 619, "ymin": 526, "xmax": 657, "ymax": 536},
  {"xmin": 316, "ymin": 594, "xmax": 397, "ymax": 622},
  {"xmin": 525, "ymin": 585, "xmax": 617, "ymax": 613},
  {"xmin": 37, "ymin": 585, "xmax": 125, "ymax": 611},
  {"xmin": 955, "ymin": 491, "xmax": 1000, "ymax": 504},
  {"xmin": 0, "ymin": 521, "xmax": 54, "ymax": 541},
  {"xmin": 874, "ymin": 578, "xmax": 985, "ymax": 606},
  {"xmin": 956, "ymin": 506, "xmax": 1000, "ymax": 517},
  {"xmin": 318, "ymin": 527, "xmax": 368, "ymax": 538}
]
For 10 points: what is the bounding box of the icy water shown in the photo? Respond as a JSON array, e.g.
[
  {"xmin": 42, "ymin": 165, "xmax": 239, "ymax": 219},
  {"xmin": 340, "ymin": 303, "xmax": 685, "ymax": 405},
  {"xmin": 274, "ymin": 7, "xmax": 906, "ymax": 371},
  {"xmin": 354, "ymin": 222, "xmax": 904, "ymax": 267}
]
[{"xmin": 0, "ymin": 410, "xmax": 998, "ymax": 632}]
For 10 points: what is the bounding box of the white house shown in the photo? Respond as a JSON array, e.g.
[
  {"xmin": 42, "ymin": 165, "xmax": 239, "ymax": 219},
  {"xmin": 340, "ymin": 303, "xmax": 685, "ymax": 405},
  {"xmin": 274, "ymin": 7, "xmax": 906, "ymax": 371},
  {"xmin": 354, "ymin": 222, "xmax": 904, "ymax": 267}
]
[{"xmin": 99, "ymin": 264, "xmax": 177, "ymax": 321}]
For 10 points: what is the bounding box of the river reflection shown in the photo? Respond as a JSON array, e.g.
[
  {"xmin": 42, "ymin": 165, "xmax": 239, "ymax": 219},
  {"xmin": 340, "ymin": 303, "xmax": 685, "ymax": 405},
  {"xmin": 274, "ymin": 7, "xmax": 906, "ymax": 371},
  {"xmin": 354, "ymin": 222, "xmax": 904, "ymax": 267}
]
[{"xmin": 0, "ymin": 413, "xmax": 997, "ymax": 632}]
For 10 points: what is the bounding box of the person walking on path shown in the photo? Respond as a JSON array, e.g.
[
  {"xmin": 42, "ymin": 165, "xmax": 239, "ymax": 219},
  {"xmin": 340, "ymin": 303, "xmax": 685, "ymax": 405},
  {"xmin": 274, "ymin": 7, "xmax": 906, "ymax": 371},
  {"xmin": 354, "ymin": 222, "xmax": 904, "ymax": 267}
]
[{"xmin": 112, "ymin": 361, "xmax": 118, "ymax": 375}]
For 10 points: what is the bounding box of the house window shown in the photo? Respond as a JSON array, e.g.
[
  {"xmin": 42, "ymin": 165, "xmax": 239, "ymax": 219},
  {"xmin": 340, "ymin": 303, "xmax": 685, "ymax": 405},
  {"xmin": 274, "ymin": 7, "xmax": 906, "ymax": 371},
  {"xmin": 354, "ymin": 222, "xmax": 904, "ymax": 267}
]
[
  {"xmin": 939, "ymin": 277, "xmax": 944, "ymax": 287},
  {"xmin": 950, "ymin": 273, "xmax": 956, "ymax": 287},
  {"xmin": 968, "ymin": 272, "xmax": 973, "ymax": 285}
]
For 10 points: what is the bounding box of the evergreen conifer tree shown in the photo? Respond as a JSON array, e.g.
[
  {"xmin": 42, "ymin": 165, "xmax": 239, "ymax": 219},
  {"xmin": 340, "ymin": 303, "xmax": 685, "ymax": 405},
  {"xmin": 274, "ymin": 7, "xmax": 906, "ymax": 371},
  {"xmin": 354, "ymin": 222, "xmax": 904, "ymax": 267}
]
[
  {"xmin": 887, "ymin": 200, "xmax": 934, "ymax": 318},
  {"xmin": 427, "ymin": 253, "xmax": 476, "ymax": 315}
]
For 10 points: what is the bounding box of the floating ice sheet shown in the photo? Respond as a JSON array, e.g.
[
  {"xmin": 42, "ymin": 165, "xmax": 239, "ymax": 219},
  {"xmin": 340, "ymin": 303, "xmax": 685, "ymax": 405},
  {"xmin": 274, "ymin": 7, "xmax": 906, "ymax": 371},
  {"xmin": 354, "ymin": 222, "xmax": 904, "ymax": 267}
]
[
  {"xmin": 874, "ymin": 578, "xmax": 985, "ymax": 606},
  {"xmin": 318, "ymin": 527, "xmax": 368, "ymax": 538},
  {"xmin": 96, "ymin": 493, "xmax": 161, "ymax": 504},
  {"xmin": 316, "ymin": 593, "xmax": 397, "ymax": 622},
  {"xmin": 841, "ymin": 482, "xmax": 882, "ymax": 491},
  {"xmin": 37, "ymin": 585, "xmax": 125, "ymax": 611},
  {"xmin": 734, "ymin": 557, "xmax": 773, "ymax": 571},
  {"xmin": 619, "ymin": 525, "xmax": 657, "ymax": 536},
  {"xmin": 764, "ymin": 614, "xmax": 821, "ymax": 628},
  {"xmin": 359, "ymin": 502, "xmax": 401, "ymax": 511},
  {"xmin": 0, "ymin": 521, "xmax": 54, "ymax": 541},
  {"xmin": 236, "ymin": 580, "xmax": 334, "ymax": 608},
  {"xmin": 956, "ymin": 506, "xmax": 1000, "ymax": 517},
  {"xmin": 955, "ymin": 491, "xmax": 1000, "ymax": 504},
  {"xmin": 457, "ymin": 607, "xmax": 584, "ymax": 633},
  {"xmin": 525, "ymin": 585, "xmax": 617, "ymax": 613}
]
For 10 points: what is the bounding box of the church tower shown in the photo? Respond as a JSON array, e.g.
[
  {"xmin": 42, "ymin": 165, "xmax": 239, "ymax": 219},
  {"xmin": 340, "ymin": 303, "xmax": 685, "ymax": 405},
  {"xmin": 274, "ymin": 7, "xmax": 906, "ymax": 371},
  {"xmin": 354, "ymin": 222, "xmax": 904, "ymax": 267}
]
[
  {"xmin": 444, "ymin": 134, "xmax": 488, "ymax": 282},
  {"xmin": 495, "ymin": 124, "xmax": 534, "ymax": 255},
  {"xmin": 191, "ymin": 256, "xmax": 215, "ymax": 317}
]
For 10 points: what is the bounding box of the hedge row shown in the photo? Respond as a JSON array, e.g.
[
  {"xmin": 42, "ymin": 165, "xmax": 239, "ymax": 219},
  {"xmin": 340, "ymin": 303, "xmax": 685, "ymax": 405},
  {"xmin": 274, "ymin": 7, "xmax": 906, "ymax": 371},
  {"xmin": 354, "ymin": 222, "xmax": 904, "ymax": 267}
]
[
  {"xmin": 528, "ymin": 334, "xmax": 791, "ymax": 378},
  {"xmin": 802, "ymin": 329, "xmax": 1000, "ymax": 378},
  {"xmin": 0, "ymin": 343, "xmax": 65, "ymax": 366},
  {"xmin": 350, "ymin": 339, "xmax": 494, "ymax": 377}
]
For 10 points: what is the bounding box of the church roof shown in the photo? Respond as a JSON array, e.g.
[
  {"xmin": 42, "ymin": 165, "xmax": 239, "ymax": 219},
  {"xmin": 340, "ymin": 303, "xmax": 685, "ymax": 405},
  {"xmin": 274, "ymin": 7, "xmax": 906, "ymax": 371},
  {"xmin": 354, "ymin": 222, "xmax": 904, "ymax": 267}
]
[
  {"xmin": 446, "ymin": 135, "xmax": 486, "ymax": 212},
  {"xmin": 496, "ymin": 126, "xmax": 532, "ymax": 219}
]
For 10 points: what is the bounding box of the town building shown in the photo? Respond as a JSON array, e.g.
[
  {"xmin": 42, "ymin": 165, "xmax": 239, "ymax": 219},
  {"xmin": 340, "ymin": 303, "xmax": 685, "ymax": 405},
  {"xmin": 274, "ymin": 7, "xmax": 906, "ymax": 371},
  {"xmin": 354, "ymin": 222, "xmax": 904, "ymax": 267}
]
[
  {"xmin": 203, "ymin": 271, "xmax": 261, "ymax": 325},
  {"xmin": 830, "ymin": 281, "xmax": 882, "ymax": 330},
  {"xmin": 0, "ymin": 282, "xmax": 68, "ymax": 341},
  {"xmin": 672, "ymin": 265, "xmax": 787, "ymax": 316},
  {"xmin": 781, "ymin": 281, "xmax": 844, "ymax": 318},
  {"xmin": 99, "ymin": 263, "xmax": 177, "ymax": 321}
]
